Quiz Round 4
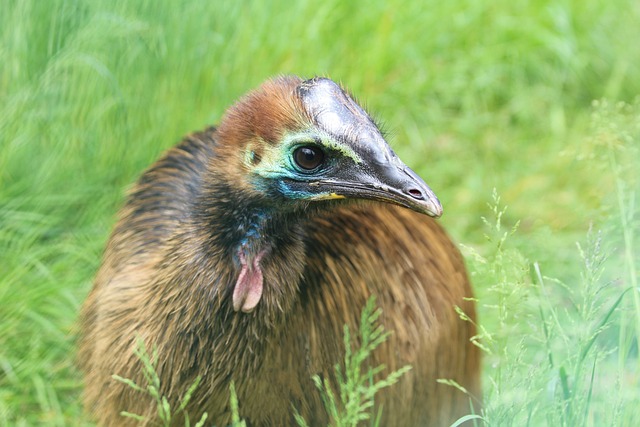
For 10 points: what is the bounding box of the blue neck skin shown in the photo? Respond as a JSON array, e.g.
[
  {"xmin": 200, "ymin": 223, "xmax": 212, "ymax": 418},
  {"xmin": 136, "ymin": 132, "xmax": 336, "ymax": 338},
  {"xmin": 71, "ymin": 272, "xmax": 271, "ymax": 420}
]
[{"xmin": 236, "ymin": 211, "xmax": 270, "ymax": 263}]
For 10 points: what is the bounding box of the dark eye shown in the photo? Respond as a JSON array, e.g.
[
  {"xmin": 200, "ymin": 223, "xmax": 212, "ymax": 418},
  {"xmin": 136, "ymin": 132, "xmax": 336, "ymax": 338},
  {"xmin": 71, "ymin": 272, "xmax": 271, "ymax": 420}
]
[{"xmin": 293, "ymin": 146, "xmax": 325, "ymax": 171}]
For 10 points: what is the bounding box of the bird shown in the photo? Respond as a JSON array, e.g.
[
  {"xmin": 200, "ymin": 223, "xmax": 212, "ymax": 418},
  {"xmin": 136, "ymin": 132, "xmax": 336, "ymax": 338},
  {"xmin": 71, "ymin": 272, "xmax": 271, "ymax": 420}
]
[{"xmin": 78, "ymin": 75, "xmax": 480, "ymax": 426}]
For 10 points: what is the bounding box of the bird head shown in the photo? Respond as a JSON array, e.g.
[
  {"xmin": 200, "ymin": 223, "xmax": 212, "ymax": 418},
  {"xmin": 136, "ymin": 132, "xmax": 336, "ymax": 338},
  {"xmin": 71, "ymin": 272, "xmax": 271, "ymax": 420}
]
[{"xmin": 214, "ymin": 76, "xmax": 442, "ymax": 218}]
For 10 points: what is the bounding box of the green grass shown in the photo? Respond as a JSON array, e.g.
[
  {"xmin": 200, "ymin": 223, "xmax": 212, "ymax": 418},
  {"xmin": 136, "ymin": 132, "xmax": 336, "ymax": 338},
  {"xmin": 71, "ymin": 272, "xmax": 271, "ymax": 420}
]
[
  {"xmin": 112, "ymin": 297, "xmax": 408, "ymax": 427},
  {"xmin": 1, "ymin": 0, "xmax": 639, "ymax": 425},
  {"xmin": 112, "ymin": 338, "xmax": 210, "ymax": 427},
  {"xmin": 294, "ymin": 297, "xmax": 412, "ymax": 427}
]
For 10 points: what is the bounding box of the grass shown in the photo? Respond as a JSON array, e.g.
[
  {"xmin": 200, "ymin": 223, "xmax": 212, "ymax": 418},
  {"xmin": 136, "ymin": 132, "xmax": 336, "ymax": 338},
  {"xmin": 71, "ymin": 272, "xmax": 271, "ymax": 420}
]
[
  {"xmin": 113, "ymin": 297, "xmax": 408, "ymax": 427},
  {"xmin": 293, "ymin": 297, "xmax": 412, "ymax": 427},
  {"xmin": 1, "ymin": 0, "xmax": 639, "ymax": 425},
  {"xmin": 112, "ymin": 338, "xmax": 210, "ymax": 427}
]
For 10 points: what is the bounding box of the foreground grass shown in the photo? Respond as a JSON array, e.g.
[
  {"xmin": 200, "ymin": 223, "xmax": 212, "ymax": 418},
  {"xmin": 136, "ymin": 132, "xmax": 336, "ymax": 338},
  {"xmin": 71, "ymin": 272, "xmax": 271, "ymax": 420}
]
[
  {"xmin": 114, "ymin": 297, "xmax": 408, "ymax": 427},
  {"xmin": 1, "ymin": 0, "xmax": 639, "ymax": 425}
]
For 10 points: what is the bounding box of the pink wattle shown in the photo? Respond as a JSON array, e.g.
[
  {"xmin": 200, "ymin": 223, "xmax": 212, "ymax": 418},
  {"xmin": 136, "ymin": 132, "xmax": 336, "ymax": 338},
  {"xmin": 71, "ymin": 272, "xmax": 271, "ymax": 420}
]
[{"xmin": 232, "ymin": 251, "xmax": 265, "ymax": 313}]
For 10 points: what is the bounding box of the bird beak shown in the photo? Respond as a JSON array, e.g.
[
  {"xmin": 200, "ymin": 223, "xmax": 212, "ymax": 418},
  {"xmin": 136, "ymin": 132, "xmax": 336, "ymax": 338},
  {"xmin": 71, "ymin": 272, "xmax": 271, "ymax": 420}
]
[
  {"xmin": 309, "ymin": 160, "xmax": 443, "ymax": 218},
  {"xmin": 296, "ymin": 77, "xmax": 443, "ymax": 217}
]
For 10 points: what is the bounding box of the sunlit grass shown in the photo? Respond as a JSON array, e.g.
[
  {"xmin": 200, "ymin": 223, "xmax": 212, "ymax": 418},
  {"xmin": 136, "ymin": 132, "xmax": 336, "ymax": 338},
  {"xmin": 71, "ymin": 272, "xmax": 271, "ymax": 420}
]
[
  {"xmin": 463, "ymin": 187, "xmax": 640, "ymax": 426},
  {"xmin": 1, "ymin": 0, "xmax": 639, "ymax": 425},
  {"xmin": 113, "ymin": 338, "xmax": 210, "ymax": 427}
]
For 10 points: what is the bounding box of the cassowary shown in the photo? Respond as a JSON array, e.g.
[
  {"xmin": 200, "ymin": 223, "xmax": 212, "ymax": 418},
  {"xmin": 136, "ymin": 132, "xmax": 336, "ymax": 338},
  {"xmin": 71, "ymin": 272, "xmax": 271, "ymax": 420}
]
[{"xmin": 78, "ymin": 76, "xmax": 480, "ymax": 426}]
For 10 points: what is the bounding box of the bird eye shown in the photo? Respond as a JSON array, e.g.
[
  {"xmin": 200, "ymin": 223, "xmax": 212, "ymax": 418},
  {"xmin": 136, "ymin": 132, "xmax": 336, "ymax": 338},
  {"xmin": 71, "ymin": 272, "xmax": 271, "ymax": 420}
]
[{"xmin": 293, "ymin": 146, "xmax": 324, "ymax": 171}]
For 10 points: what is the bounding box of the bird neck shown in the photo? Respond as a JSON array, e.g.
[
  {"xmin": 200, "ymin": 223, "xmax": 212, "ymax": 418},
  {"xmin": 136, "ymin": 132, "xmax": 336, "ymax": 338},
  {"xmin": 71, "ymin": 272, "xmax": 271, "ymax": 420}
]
[
  {"xmin": 237, "ymin": 210, "xmax": 271, "ymax": 257},
  {"xmin": 193, "ymin": 180, "xmax": 308, "ymax": 319},
  {"xmin": 231, "ymin": 210, "xmax": 274, "ymax": 313}
]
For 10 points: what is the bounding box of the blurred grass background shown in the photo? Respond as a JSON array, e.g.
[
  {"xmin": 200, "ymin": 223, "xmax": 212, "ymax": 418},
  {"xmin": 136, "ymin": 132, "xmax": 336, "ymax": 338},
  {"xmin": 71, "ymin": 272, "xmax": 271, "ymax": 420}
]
[{"xmin": 1, "ymin": 0, "xmax": 639, "ymax": 425}]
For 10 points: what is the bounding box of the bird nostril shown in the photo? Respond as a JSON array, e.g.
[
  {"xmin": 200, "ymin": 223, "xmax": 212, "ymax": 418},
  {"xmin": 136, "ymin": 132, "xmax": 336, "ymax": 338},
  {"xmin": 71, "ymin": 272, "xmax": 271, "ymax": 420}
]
[{"xmin": 407, "ymin": 188, "xmax": 423, "ymax": 199}]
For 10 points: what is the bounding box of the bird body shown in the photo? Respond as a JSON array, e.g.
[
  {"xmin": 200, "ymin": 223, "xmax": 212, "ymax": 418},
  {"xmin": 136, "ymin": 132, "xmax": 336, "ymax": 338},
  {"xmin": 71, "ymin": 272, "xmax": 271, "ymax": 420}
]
[{"xmin": 79, "ymin": 76, "xmax": 480, "ymax": 426}]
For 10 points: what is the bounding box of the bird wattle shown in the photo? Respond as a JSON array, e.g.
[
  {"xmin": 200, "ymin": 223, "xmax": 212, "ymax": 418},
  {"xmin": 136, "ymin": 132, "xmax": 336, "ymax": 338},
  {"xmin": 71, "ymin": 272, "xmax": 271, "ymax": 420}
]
[{"xmin": 233, "ymin": 249, "xmax": 267, "ymax": 313}]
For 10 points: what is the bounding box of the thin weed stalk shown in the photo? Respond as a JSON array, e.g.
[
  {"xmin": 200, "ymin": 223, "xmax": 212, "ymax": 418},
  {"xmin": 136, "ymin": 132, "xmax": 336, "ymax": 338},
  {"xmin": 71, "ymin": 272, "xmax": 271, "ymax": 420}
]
[
  {"xmin": 112, "ymin": 337, "xmax": 211, "ymax": 427},
  {"xmin": 294, "ymin": 296, "xmax": 411, "ymax": 427}
]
